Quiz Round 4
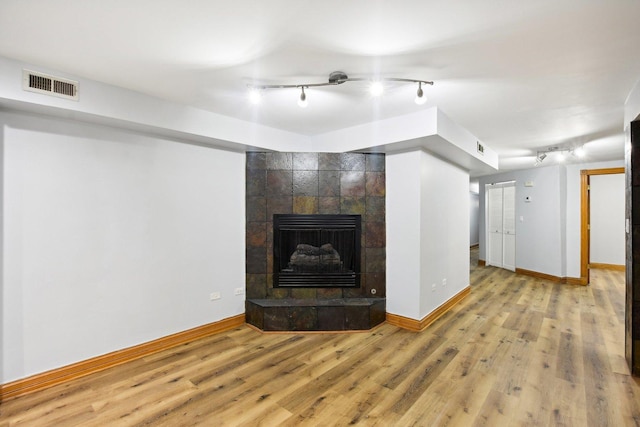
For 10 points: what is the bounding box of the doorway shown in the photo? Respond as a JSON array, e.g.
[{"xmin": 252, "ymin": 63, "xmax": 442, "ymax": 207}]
[
  {"xmin": 580, "ymin": 167, "xmax": 625, "ymax": 285},
  {"xmin": 486, "ymin": 181, "xmax": 516, "ymax": 271}
]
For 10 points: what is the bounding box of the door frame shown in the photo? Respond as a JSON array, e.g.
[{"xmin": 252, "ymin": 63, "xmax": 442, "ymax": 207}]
[{"xmin": 580, "ymin": 167, "xmax": 625, "ymax": 285}]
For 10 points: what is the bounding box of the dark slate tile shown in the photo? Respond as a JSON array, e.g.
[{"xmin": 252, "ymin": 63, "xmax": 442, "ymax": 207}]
[
  {"xmin": 319, "ymin": 197, "xmax": 341, "ymax": 214},
  {"xmin": 293, "ymin": 170, "xmax": 318, "ymax": 196},
  {"xmin": 345, "ymin": 305, "xmax": 369, "ymax": 330},
  {"xmin": 317, "ymin": 287, "xmax": 343, "ymax": 299},
  {"xmin": 267, "ymin": 196, "xmax": 293, "ymax": 219},
  {"xmin": 365, "ymin": 222, "xmax": 386, "ymax": 248},
  {"xmin": 343, "ymin": 286, "xmax": 366, "ymax": 298},
  {"xmin": 364, "ymin": 272, "xmax": 386, "ymax": 297},
  {"xmin": 266, "ymin": 152, "xmax": 292, "ymax": 170},
  {"xmin": 365, "ymin": 248, "xmax": 386, "ymax": 273},
  {"xmin": 293, "ymin": 152, "xmax": 319, "ymax": 170},
  {"xmin": 370, "ymin": 299, "xmax": 386, "ymax": 327},
  {"xmin": 340, "ymin": 171, "xmax": 366, "ymax": 197},
  {"xmin": 246, "ymin": 274, "xmax": 267, "ymax": 299},
  {"xmin": 366, "ymin": 197, "xmax": 386, "ymax": 220},
  {"xmin": 366, "ymin": 153, "xmax": 385, "ymax": 172},
  {"xmin": 245, "ymin": 300, "xmax": 264, "ymax": 330},
  {"xmin": 293, "ymin": 196, "xmax": 319, "ymax": 214},
  {"xmin": 341, "ymin": 153, "xmax": 366, "ymax": 171},
  {"xmin": 246, "ymin": 197, "xmax": 266, "ymax": 222},
  {"xmin": 246, "ymin": 169, "xmax": 266, "ymax": 196},
  {"xmin": 290, "ymin": 287, "xmax": 317, "ymax": 299},
  {"xmin": 264, "ymin": 307, "xmax": 291, "ymax": 331},
  {"xmin": 267, "ymin": 287, "xmax": 290, "ymax": 299},
  {"xmin": 318, "ymin": 307, "xmax": 345, "ymax": 330},
  {"xmin": 365, "ymin": 172, "xmax": 385, "ymax": 197},
  {"xmin": 319, "ymin": 171, "xmax": 340, "ymax": 196},
  {"xmin": 319, "ymin": 153, "xmax": 342, "ymax": 170},
  {"xmin": 246, "ymin": 222, "xmax": 267, "ymax": 247},
  {"xmin": 266, "ymin": 170, "xmax": 292, "ymax": 197},
  {"xmin": 246, "ymin": 246, "xmax": 267, "ymax": 274},
  {"xmin": 246, "ymin": 152, "xmax": 266, "ymax": 170},
  {"xmin": 340, "ymin": 197, "xmax": 366, "ymax": 215},
  {"xmin": 290, "ymin": 307, "xmax": 318, "ymax": 331}
]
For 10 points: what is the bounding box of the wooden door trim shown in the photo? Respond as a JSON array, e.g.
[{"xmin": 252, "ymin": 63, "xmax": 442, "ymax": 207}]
[{"xmin": 580, "ymin": 167, "xmax": 625, "ymax": 285}]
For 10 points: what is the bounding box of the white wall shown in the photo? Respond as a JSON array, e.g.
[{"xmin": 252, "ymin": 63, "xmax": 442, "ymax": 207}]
[
  {"xmin": 387, "ymin": 149, "xmax": 469, "ymax": 320},
  {"xmin": 470, "ymin": 192, "xmax": 480, "ymax": 246},
  {"xmin": 387, "ymin": 151, "xmax": 422, "ymax": 319},
  {"xmin": 1, "ymin": 111, "xmax": 246, "ymax": 383},
  {"xmin": 418, "ymin": 151, "xmax": 469, "ymax": 318},
  {"xmin": 478, "ymin": 165, "xmax": 564, "ymax": 277}
]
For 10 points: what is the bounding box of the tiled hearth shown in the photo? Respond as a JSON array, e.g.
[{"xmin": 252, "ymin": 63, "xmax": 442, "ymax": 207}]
[{"xmin": 245, "ymin": 152, "xmax": 386, "ymax": 331}]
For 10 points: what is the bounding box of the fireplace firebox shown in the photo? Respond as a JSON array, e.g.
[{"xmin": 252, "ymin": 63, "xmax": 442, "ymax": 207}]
[{"xmin": 273, "ymin": 214, "xmax": 361, "ymax": 287}]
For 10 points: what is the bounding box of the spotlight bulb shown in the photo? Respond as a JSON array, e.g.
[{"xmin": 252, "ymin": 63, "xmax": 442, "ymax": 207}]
[
  {"xmin": 369, "ymin": 81, "xmax": 384, "ymax": 97},
  {"xmin": 414, "ymin": 83, "xmax": 427, "ymax": 105},
  {"xmin": 297, "ymin": 87, "xmax": 308, "ymax": 108},
  {"xmin": 575, "ymin": 146, "xmax": 586, "ymax": 158},
  {"xmin": 248, "ymin": 89, "xmax": 262, "ymax": 105}
]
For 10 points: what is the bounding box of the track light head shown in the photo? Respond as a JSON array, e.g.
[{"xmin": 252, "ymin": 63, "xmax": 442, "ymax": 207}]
[
  {"xmin": 415, "ymin": 82, "xmax": 427, "ymax": 105},
  {"xmin": 369, "ymin": 81, "xmax": 384, "ymax": 97},
  {"xmin": 297, "ymin": 87, "xmax": 308, "ymax": 108}
]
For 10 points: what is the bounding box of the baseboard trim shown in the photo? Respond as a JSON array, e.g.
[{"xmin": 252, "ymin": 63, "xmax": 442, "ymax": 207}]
[
  {"xmin": 386, "ymin": 286, "xmax": 471, "ymax": 332},
  {"xmin": 478, "ymin": 262, "xmax": 585, "ymax": 285},
  {"xmin": 590, "ymin": 263, "xmax": 625, "ymax": 271},
  {"xmin": 0, "ymin": 314, "xmax": 245, "ymax": 401}
]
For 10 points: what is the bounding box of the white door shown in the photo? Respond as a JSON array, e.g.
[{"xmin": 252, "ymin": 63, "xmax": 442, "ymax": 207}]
[
  {"xmin": 487, "ymin": 186, "xmax": 503, "ymax": 267},
  {"xmin": 486, "ymin": 182, "xmax": 516, "ymax": 271},
  {"xmin": 502, "ymin": 184, "xmax": 516, "ymax": 271}
]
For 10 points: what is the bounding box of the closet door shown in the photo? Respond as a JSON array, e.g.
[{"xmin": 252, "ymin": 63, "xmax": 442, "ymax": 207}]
[
  {"xmin": 502, "ymin": 184, "xmax": 516, "ymax": 271},
  {"xmin": 487, "ymin": 186, "xmax": 504, "ymax": 267}
]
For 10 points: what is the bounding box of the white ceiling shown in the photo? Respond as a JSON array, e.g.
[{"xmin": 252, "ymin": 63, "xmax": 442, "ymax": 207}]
[{"xmin": 1, "ymin": 1, "xmax": 640, "ymax": 174}]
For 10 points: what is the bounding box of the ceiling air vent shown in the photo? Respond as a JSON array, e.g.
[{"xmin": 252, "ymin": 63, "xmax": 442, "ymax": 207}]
[{"xmin": 22, "ymin": 69, "xmax": 79, "ymax": 101}]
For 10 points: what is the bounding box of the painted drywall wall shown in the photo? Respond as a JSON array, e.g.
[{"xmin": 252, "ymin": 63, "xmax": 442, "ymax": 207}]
[
  {"xmin": 564, "ymin": 160, "xmax": 624, "ymax": 278},
  {"xmin": 418, "ymin": 151, "xmax": 469, "ymax": 318},
  {"xmin": 1, "ymin": 111, "xmax": 246, "ymax": 383},
  {"xmin": 590, "ymin": 174, "xmax": 625, "ymax": 265},
  {"xmin": 387, "ymin": 150, "xmax": 422, "ymax": 319},
  {"xmin": 478, "ymin": 165, "xmax": 564, "ymax": 277},
  {"xmin": 387, "ymin": 149, "xmax": 469, "ymax": 320},
  {"xmin": 470, "ymin": 192, "xmax": 480, "ymax": 246}
]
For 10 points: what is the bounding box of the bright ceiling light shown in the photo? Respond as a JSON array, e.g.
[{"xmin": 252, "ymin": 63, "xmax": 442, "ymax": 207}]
[
  {"xmin": 415, "ymin": 82, "xmax": 427, "ymax": 105},
  {"xmin": 369, "ymin": 81, "xmax": 384, "ymax": 97},
  {"xmin": 248, "ymin": 88, "xmax": 262, "ymax": 105},
  {"xmin": 574, "ymin": 146, "xmax": 586, "ymax": 158},
  {"xmin": 557, "ymin": 151, "xmax": 566, "ymax": 162},
  {"xmin": 297, "ymin": 87, "xmax": 308, "ymax": 108}
]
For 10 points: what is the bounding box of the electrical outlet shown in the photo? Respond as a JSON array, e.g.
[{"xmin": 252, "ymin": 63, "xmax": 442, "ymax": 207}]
[
  {"xmin": 442, "ymin": 278, "xmax": 447, "ymax": 287},
  {"xmin": 432, "ymin": 283, "xmax": 436, "ymax": 292},
  {"xmin": 210, "ymin": 292, "xmax": 221, "ymax": 300},
  {"xmin": 234, "ymin": 287, "xmax": 245, "ymax": 296}
]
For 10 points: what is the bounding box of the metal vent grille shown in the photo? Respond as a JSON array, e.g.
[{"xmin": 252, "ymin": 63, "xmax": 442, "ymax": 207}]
[{"xmin": 23, "ymin": 69, "xmax": 79, "ymax": 101}]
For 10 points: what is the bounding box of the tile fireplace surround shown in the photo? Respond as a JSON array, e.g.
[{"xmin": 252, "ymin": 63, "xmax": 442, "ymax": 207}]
[{"xmin": 245, "ymin": 152, "xmax": 386, "ymax": 331}]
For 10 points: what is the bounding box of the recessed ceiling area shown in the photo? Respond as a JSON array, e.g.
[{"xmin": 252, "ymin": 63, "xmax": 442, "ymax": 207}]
[{"xmin": 1, "ymin": 1, "xmax": 639, "ymax": 175}]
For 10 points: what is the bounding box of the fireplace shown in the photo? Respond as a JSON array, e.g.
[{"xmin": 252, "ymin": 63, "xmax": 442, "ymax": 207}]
[{"xmin": 273, "ymin": 214, "xmax": 361, "ymax": 287}]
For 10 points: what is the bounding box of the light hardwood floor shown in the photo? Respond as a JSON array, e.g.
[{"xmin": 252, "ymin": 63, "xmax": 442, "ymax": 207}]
[{"xmin": 2, "ymin": 251, "xmax": 639, "ymax": 426}]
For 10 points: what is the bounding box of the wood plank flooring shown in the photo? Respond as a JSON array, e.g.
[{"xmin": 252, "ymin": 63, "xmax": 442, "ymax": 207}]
[{"xmin": 2, "ymin": 251, "xmax": 639, "ymax": 426}]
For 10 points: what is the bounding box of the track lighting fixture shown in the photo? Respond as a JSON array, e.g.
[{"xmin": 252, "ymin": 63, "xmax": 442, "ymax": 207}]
[
  {"xmin": 247, "ymin": 71, "xmax": 433, "ymax": 107},
  {"xmin": 533, "ymin": 145, "xmax": 586, "ymax": 166}
]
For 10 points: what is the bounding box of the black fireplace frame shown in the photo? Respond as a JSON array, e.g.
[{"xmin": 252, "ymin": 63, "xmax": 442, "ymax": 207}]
[{"xmin": 273, "ymin": 214, "xmax": 361, "ymax": 288}]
